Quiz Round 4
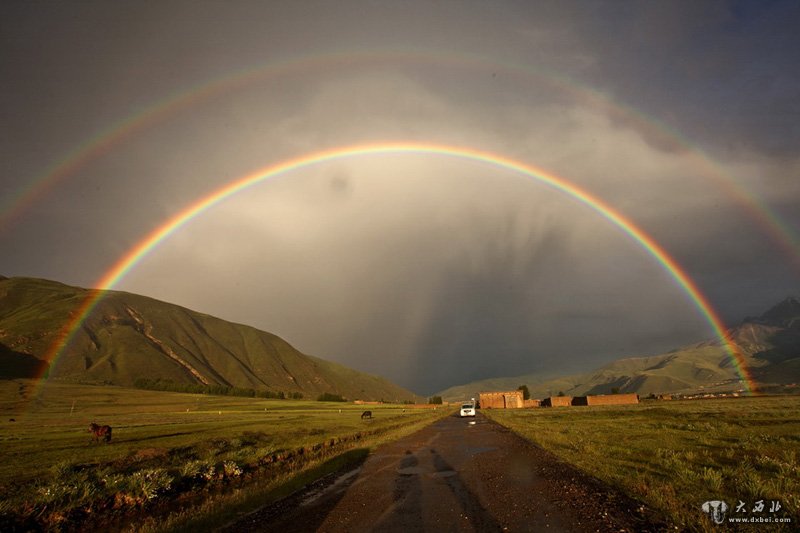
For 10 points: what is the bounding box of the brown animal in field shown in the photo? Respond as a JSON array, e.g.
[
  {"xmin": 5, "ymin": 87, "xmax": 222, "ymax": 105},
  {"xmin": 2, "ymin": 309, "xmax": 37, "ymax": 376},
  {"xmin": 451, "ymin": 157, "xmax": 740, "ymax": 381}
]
[
  {"xmin": 89, "ymin": 422, "xmax": 112, "ymax": 443},
  {"xmin": 361, "ymin": 410, "xmax": 372, "ymax": 419}
]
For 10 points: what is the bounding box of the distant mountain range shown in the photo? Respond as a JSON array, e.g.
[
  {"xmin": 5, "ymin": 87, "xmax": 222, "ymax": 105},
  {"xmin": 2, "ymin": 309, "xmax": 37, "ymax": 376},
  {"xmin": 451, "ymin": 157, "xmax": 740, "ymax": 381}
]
[
  {"xmin": 438, "ymin": 297, "xmax": 800, "ymax": 402},
  {"xmin": 4, "ymin": 276, "xmax": 797, "ymax": 404},
  {"xmin": 0, "ymin": 276, "xmax": 418, "ymax": 402}
]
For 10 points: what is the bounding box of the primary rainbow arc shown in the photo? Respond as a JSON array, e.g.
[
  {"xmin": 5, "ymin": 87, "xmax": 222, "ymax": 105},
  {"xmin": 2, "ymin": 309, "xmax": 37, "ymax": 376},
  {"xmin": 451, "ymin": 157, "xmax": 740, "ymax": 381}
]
[{"xmin": 40, "ymin": 142, "xmax": 754, "ymax": 393}]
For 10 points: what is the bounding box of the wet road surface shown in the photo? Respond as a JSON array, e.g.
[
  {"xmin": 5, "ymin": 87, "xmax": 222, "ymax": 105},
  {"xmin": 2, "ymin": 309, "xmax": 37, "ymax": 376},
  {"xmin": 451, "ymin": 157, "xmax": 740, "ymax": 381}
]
[{"xmin": 226, "ymin": 413, "xmax": 666, "ymax": 532}]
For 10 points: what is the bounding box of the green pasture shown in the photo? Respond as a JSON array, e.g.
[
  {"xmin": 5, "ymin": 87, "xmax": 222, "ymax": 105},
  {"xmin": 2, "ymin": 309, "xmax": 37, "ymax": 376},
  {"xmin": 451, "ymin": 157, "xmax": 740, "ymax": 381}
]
[
  {"xmin": 0, "ymin": 379, "xmax": 449, "ymax": 530},
  {"xmin": 485, "ymin": 396, "xmax": 800, "ymax": 531}
]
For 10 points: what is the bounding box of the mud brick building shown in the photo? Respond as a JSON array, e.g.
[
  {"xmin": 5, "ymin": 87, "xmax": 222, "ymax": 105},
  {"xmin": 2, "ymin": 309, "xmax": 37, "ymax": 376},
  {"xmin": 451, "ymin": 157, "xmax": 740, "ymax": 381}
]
[
  {"xmin": 571, "ymin": 393, "xmax": 639, "ymax": 406},
  {"xmin": 479, "ymin": 390, "xmax": 524, "ymax": 409},
  {"xmin": 542, "ymin": 396, "xmax": 573, "ymax": 407}
]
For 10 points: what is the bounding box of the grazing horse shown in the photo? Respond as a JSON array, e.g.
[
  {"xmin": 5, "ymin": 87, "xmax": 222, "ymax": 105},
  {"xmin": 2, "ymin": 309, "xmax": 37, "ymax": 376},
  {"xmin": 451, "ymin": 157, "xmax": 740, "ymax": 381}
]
[
  {"xmin": 89, "ymin": 422, "xmax": 112, "ymax": 443},
  {"xmin": 360, "ymin": 410, "xmax": 372, "ymax": 419}
]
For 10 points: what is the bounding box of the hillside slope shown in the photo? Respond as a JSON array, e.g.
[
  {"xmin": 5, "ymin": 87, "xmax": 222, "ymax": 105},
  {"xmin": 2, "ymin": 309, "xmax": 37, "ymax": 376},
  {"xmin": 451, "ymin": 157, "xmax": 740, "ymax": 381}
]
[
  {"xmin": 0, "ymin": 276, "xmax": 417, "ymax": 402},
  {"xmin": 439, "ymin": 297, "xmax": 800, "ymax": 402}
]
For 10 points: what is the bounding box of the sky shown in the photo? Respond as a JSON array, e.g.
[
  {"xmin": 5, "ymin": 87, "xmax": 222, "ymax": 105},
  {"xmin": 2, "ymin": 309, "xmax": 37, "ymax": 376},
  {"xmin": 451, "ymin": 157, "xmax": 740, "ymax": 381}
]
[{"xmin": 1, "ymin": 1, "xmax": 799, "ymax": 394}]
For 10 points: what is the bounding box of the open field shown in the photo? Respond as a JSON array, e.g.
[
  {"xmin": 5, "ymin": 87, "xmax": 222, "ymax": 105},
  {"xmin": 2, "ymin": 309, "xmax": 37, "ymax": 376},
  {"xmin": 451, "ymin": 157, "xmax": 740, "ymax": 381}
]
[
  {"xmin": 485, "ymin": 396, "xmax": 800, "ymax": 531},
  {"xmin": 0, "ymin": 379, "xmax": 450, "ymax": 530}
]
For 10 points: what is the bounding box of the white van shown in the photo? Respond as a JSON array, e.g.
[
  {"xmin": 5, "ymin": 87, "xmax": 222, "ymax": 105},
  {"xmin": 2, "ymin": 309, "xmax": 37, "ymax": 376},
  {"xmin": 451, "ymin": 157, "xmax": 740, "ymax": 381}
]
[{"xmin": 460, "ymin": 402, "xmax": 476, "ymax": 417}]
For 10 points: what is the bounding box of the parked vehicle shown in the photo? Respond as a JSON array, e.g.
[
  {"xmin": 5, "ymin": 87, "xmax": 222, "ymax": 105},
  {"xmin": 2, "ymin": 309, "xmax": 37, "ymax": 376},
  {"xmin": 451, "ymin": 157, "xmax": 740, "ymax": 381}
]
[{"xmin": 460, "ymin": 402, "xmax": 476, "ymax": 417}]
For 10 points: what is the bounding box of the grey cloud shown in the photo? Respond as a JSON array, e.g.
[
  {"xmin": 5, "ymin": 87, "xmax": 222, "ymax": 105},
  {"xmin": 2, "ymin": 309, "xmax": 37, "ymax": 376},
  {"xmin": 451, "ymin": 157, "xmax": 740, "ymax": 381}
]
[
  {"xmin": 567, "ymin": 1, "xmax": 800, "ymax": 157},
  {"xmin": 1, "ymin": 1, "xmax": 798, "ymax": 393}
]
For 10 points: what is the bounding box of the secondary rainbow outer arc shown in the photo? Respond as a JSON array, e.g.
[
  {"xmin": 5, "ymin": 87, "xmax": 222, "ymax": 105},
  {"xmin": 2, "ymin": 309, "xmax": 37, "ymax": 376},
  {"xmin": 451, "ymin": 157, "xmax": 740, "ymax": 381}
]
[
  {"xmin": 4, "ymin": 49, "xmax": 799, "ymax": 273},
  {"xmin": 40, "ymin": 142, "xmax": 755, "ymax": 394}
]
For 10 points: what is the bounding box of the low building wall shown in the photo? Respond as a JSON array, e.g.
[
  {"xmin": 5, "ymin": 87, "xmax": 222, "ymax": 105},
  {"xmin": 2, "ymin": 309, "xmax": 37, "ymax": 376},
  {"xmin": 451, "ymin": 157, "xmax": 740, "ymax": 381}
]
[
  {"xmin": 542, "ymin": 396, "xmax": 572, "ymax": 407},
  {"xmin": 479, "ymin": 391, "xmax": 524, "ymax": 409},
  {"xmin": 572, "ymin": 393, "xmax": 639, "ymax": 406}
]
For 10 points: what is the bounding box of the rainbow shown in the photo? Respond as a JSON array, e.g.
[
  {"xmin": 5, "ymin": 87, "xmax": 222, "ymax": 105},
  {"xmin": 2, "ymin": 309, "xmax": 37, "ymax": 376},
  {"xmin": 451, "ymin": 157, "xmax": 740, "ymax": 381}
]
[
  {"xmin": 39, "ymin": 142, "xmax": 756, "ymax": 393},
  {"xmin": 3, "ymin": 49, "xmax": 799, "ymax": 273}
]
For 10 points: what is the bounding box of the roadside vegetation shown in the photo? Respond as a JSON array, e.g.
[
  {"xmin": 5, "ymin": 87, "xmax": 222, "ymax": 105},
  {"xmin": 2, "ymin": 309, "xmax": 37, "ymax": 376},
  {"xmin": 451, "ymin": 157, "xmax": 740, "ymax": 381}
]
[
  {"xmin": 485, "ymin": 395, "xmax": 800, "ymax": 532},
  {"xmin": 0, "ymin": 379, "xmax": 450, "ymax": 531}
]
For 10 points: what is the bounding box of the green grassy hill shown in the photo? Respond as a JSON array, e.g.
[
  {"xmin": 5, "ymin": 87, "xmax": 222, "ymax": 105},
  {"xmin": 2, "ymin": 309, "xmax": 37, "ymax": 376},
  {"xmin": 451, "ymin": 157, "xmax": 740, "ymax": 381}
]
[
  {"xmin": 439, "ymin": 297, "xmax": 800, "ymax": 402},
  {"xmin": 0, "ymin": 276, "xmax": 418, "ymax": 402}
]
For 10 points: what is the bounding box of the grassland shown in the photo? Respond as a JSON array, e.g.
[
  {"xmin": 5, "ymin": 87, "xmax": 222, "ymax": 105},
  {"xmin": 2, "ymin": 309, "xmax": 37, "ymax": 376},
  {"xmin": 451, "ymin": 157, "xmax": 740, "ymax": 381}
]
[
  {"xmin": 0, "ymin": 379, "xmax": 449, "ymax": 531},
  {"xmin": 485, "ymin": 396, "xmax": 800, "ymax": 531}
]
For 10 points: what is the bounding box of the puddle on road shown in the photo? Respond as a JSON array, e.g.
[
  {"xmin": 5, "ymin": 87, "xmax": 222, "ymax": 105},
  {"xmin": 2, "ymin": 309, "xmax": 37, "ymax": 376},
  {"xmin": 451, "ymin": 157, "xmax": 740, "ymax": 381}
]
[
  {"xmin": 465, "ymin": 446, "xmax": 497, "ymax": 455},
  {"xmin": 300, "ymin": 467, "xmax": 362, "ymax": 506},
  {"xmin": 396, "ymin": 466, "xmax": 426, "ymax": 475},
  {"xmin": 397, "ymin": 466, "xmax": 459, "ymax": 478}
]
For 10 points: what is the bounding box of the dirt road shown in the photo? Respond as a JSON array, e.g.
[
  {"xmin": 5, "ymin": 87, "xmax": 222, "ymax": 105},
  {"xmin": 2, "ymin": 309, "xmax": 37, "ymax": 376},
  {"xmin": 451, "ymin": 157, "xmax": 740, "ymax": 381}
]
[{"xmin": 227, "ymin": 413, "xmax": 667, "ymax": 532}]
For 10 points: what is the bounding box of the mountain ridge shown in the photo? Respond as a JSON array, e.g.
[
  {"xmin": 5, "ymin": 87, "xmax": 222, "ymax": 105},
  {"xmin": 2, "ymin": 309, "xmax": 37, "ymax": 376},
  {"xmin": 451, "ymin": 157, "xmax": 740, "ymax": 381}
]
[
  {"xmin": 438, "ymin": 297, "xmax": 800, "ymax": 402},
  {"xmin": 0, "ymin": 276, "xmax": 418, "ymax": 402}
]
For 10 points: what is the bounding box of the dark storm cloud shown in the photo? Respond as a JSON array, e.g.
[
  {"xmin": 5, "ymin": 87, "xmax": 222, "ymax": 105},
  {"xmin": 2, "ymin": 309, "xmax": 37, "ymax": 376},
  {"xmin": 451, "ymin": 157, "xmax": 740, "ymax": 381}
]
[
  {"xmin": 553, "ymin": 0, "xmax": 800, "ymax": 157},
  {"xmin": 1, "ymin": 1, "xmax": 798, "ymax": 394}
]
